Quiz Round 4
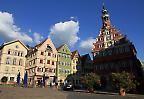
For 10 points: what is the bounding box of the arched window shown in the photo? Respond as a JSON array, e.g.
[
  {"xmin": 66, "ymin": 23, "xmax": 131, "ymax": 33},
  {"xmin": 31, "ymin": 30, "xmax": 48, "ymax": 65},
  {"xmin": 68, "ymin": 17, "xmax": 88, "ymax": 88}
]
[{"xmin": 13, "ymin": 58, "xmax": 16, "ymax": 65}]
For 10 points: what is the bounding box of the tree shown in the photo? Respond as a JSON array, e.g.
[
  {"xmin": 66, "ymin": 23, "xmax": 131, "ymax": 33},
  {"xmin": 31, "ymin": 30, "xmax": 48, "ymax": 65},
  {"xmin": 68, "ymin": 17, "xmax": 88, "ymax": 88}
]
[
  {"xmin": 1, "ymin": 76, "xmax": 8, "ymax": 83},
  {"xmin": 110, "ymin": 71, "xmax": 138, "ymax": 92},
  {"xmin": 80, "ymin": 73, "xmax": 101, "ymax": 91}
]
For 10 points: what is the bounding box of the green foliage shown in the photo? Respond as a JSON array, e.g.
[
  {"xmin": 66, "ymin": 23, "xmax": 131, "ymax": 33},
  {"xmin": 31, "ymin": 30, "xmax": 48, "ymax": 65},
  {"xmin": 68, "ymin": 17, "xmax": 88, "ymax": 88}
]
[
  {"xmin": 80, "ymin": 73, "xmax": 100, "ymax": 90},
  {"xmin": 1, "ymin": 76, "xmax": 8, "ymax": 83},
  {"xmin": 110, "ymin": 71, "xmax": 139, "ymax": 92}
]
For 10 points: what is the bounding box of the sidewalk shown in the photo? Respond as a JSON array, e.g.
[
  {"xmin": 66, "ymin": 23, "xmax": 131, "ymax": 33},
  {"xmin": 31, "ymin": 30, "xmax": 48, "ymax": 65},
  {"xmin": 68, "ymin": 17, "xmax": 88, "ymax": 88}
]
[{"xmin": 73, "ymin": 89, "xmax": 144, "ymax": 96}]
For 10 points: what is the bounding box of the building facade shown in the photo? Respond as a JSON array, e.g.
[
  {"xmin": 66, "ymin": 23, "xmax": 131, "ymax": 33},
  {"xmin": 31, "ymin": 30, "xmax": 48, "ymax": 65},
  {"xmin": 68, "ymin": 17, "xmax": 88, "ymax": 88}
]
[
  {"xmin": 71, "ymin": 50, "xmax": 81, "ymax": 74},
  {"xmin": 0, "ymin": 40, "xmax": 28, "ymax": 84},
  {"xmin": 71, "ymin": 50, "xmax": 81, "ymax": 85},
  {"xmin": 81, "ymin": 54, "xmax": 93, "ymax": 75},
  {"xmin": 56, "ymin": 44, "xmax": 72, "ymax": 83},
  {"xmin": 92, "ymin": 5, "xmax": 143, "ymax": 89},
  {"xmin": 26, "ymin": 37, "xmax": 57, "ymax": 86}
]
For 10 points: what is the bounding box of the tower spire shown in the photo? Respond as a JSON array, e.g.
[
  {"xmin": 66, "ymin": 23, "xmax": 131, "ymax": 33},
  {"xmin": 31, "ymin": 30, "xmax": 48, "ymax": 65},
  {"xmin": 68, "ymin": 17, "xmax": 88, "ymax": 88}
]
[{"xmin": 101, "ymin": 3, "xmax": 110, "ymax": 28}]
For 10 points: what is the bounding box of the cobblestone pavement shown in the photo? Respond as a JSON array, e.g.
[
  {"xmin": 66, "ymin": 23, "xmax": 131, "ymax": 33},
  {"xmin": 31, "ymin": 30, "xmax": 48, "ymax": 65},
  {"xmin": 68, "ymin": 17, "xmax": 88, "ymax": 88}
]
[
  {"xmin": 0, "ymin": 87, "xmax": 144, "ymax": 99},
  {"xmin": 0, "ymin": 87, "xmax": 67, "ymax": 99}
]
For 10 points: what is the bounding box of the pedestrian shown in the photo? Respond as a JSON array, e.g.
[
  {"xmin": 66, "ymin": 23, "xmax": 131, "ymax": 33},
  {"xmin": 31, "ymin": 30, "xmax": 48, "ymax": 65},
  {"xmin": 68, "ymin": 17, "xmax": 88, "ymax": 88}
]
[
  {"xmin": 50, "ymin": 80, "xmax": 52, "ymax": 88},
  {"xmin": 55, "ymin": 77, "xmax": 58, "ymax": 89}
]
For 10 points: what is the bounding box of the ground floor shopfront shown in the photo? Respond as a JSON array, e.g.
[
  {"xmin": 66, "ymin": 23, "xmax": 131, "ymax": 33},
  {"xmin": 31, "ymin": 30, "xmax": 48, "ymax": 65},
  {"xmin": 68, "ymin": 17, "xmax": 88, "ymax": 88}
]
[{"xmin": 28, "ymin": 75, "xmax": 56, "ymax": 87}]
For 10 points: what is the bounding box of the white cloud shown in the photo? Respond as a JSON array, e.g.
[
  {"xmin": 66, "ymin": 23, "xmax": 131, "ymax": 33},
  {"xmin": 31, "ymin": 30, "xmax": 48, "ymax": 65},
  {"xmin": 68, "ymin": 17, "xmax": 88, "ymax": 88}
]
[
  {"xmin": 49, "ymin": 20, "xmax": 80, "ymax": 47},
  {"xmin": 80, "ymin": 37, "xmax": 95, "ymax": 53},
  {"xmin": 0, "ymin": 12, "xmax": 32, "ymax": 43},
  {"xmin": 33, "ymin": 32, "xmax": 43, "ymax": 44}
]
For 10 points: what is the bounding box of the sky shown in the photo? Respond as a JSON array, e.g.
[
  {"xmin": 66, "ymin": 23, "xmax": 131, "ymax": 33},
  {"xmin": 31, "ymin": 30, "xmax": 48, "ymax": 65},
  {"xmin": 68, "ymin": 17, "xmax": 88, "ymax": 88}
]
[{"xmin": 0, "ymin": 0, "xmax": 144, "ymax": 60}]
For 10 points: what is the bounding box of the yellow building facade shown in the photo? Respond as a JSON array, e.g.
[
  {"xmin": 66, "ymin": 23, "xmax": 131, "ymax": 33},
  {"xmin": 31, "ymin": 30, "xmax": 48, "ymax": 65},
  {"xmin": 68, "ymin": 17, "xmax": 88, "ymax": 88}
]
[
  {"xmin": 71, "ymin": 50, "xmax": 81, "ymax": 85},
  {"xmin": 0, "ymin": 40, "xmax": 28, "ymax": 84}
]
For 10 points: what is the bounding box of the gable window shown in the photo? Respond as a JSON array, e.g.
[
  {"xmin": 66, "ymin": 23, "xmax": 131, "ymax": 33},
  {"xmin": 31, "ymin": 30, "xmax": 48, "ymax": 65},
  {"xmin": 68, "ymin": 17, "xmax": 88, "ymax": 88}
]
[
  {"xmin": 46, "ymin": 45, "xmax": 52, "ymax": 52},
  {"xmin": 16, "ymin": 45, "xmax": 19, "ymax": 48}
]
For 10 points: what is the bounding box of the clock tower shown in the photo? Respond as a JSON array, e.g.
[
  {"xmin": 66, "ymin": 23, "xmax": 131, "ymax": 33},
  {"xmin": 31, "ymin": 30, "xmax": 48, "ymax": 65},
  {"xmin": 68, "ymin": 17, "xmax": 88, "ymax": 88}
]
[{"xmin": 92, "ymin": 4, "xmax": 124, "ymax": 57}]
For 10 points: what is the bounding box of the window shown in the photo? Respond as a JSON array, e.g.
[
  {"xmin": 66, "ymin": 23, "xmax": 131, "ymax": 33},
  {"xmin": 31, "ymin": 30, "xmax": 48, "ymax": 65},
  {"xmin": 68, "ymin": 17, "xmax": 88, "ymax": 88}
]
[
  {"xmin": 13, "ymin": 58, "xmax": 16, "ymax": 65},
  {"xmin": 12, "ymin": 67, "xmax": 15, "ymax": 72},
  {"xmin": 5, "ymin": 66, "xmax": 9, "ymax": 71},
  {"xmin": 18, "ymin": 52, "xmax": 20, "ymax": 56},
  {"xmin": 106, "ymin": 31, "xmax": 110, "ymax": 35},
  {"xmin": 47, "ymin": 60, "xmax": 50, "ymax": 64},
  {"xmin": 49, "ymin": 68, "xmax": 53, "ymax": 73},
  {"xmin": 48, "ymin": 53, "xmax": 51, "ymax": 56},
  {"xmin": 10, "ymin": 77, "xmax": 14, "ymax": 81},
  {"xmin": 52, "ymin": 61, "xmax": 54, "ymax": 65},
  {"xmin": 45, "ymin": 68, "xmax": 48, "ymax": 72},
  {"xmin": 73, "ymin": 66, "xmax": 76, "ymax": 69},
  {"xmin": 8, "ymin": 50, "xmax": 11, "ymax": 54},
  {"xmin": 41, "ymin": 52, "xmax": 44, "ymax": 55},
  {"xmin": 33, "ymin": 59, "xmax": 35, "ymax": 64},
  {"xmin": 40, "ymin": 59, "xmax": 43, "ymax": 64},
  {"xmin": 46, "ymin": 45, "xmax": 52, "ymax": 52},
  {"xmin": 107, "ymin": 35, "xmax": 111, "ymax": 40},
  {"xmin": 37, "ymin": 67, "xmax": 41, "ymax": 72},
  {"xmin": 97, "ymin": 45, "xmax": 100, "ymax": 48},
  {"xmin": 14, "ymin": 51, "xmax": 17, "ymax": 56},
  {"xmin": 6, "ymin": 57, "xmax": 11, "ymax": 64},
  {"xmin": 19, "ymin": 59, "xmax": 23, "ymax": 66},
  {"xmin": 58, "ymin": 61, "xmax": 61, "ymax": 65},
  {"xmin": 114, "ymin": 34, "xmax": 118, "ymax": 37},
  {"xmin": 65, "ymin": 55, "xmax": 67, "ymax": 58},
  {"xmin": 100, "ymin": 37, "xmax": 103, "ymax": 41},
  {"xmin": 21, "ymin": 52, "xmax": 23, "ymax": 57},
  {"xmin": 16, "ymin": 45, "xmax": 19, "ymax": 48},
  {"xmin": 62, "ymin": 62, "xmax": 64, "ymax": 65}
]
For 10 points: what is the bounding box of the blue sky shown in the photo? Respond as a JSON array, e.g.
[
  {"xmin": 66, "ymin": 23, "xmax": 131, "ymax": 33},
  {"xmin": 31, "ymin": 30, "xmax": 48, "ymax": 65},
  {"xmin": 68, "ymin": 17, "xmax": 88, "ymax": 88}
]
[{"xmin": 0, "ymin": 0, "xmax": 144, "ymax": 60}]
